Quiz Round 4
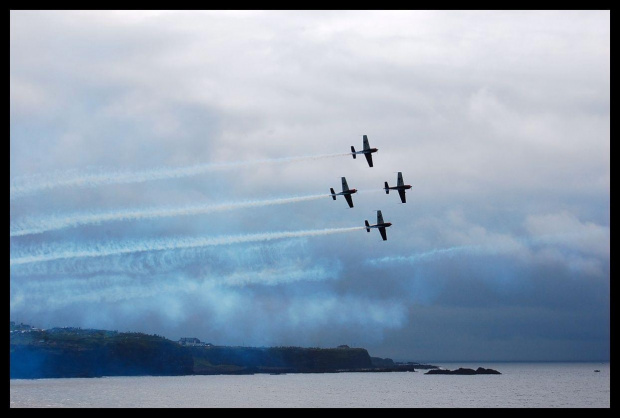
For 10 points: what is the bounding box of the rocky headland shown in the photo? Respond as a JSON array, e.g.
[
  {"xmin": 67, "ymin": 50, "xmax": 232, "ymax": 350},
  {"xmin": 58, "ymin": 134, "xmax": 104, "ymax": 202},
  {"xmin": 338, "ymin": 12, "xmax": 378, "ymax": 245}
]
[{"xmin": 10, "ymin": 322, "xmax": 440, "ymax": 379}]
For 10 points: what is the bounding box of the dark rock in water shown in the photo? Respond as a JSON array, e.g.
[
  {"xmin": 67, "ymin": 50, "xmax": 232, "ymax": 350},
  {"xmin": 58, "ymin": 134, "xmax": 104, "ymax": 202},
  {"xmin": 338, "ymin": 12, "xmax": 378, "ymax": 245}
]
[
  {"xmin": 594, "ymin": 370, "xmax": 600, "ymax": 372},
  {"xmin": 426, "ymin": 367, "xmax": 476, "ymax": 375},
  {"xmin": 475, "ymin": 367, "xmax": 501, "ymax": 374},
  {"xmin": 425, "ymin": 367, "xmax": 501, "ymax": 375}
]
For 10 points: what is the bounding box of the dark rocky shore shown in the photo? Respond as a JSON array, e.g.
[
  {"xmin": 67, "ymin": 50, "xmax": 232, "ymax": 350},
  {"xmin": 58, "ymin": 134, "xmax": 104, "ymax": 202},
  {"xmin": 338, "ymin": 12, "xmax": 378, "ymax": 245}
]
[
  {"xmin": 425, "ymin": 367, "xmax": 501, "ymax": 375},
  {"xmin": 10, "ymin": 322, "xmax": 441, "ymax": 379}
]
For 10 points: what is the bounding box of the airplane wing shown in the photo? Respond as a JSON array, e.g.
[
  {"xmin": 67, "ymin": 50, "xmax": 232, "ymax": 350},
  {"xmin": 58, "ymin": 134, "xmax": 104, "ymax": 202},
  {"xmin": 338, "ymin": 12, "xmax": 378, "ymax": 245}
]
[
  {"xmin": 344, "ymin": 194, "xmax": 354, "ymax": 208},
  {"xmin": 363, "ymin": 135, "xmax": 370, "ymax": 151},
  {"xmin": 397, "ymin": 172, "xmax": 404, "ymax": 187},
  {"xmin": 398, "ymin": 189, "xmax": 406, "ymax": 203},
  {"xmin": 365, "ymin": 153, "xmax": 373, "ymax": 167},
  {"xmin": 341, "ymin": 177, "xmax": 349, "ymax": 192},
  {"xmin": 379, "ymin": 226, "xmax": 387, "ymax": 241},
  {"xmin": 377, "ymin": 210, "xmax": 384, "ymax": 224}
]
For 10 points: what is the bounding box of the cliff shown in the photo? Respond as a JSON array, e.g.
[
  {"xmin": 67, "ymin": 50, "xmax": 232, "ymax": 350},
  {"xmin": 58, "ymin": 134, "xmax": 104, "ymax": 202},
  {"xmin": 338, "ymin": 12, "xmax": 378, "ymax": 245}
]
[
  {"xmin": 190, "ymin": 345, "xmax": 373, "ymax": 374},
  {"xmin": 10, "ymin": 322, "xmax": 436, "ymax": 379},
  {"xmin": 10, "ymin": 326, "xmax": 193, "ymax": 378}
]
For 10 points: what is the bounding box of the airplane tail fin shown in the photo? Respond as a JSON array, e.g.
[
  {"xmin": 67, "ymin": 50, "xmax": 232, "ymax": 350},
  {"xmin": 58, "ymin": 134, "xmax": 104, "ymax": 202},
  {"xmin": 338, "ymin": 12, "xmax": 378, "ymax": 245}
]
[
  {"xmin": 384, "ymin": 182, "xmax": 389, "ymax": 193},
  {"xmin": 330, "ymin": 188, "xmax": 337, "ymax": 200},
  {"xmin": 365, "ymin": 220, "xmax": 370, "ymax": 232},
  {"xmin": 351, "ymin": 146, "xmax": 356, "ymax": 158}
]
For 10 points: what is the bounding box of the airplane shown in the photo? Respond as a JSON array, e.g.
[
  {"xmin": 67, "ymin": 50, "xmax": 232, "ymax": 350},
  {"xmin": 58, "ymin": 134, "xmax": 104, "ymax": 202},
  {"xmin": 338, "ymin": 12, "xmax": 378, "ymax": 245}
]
[
  {"xmin": 384, "ymin": 172, "xmax": 412, "ymax": 203},
  {"xmin": 330, "ymin": 177, "xmax": 357, "ymax": 208},
  {"xmin": 364, "ymin": 210, "xmax": 392, "ymax": 241},
  {"xmin": 351, "ymin": 135, "xmax": 378, "ymax": 167}
]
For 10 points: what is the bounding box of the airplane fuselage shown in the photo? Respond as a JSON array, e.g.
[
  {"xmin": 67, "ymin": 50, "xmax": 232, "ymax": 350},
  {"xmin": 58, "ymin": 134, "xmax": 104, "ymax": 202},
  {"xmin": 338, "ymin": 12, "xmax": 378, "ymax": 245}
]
[
  {"xmin": 335, "ymin": 188, "xmax": 357, "ymax": 196},
  {"xmin": 385, "ymin": 184, "xmax": 411, "ymax": 191},
  {"xmin": 368, "ymin": 222, "xmax": 392, "ymax": 229},
  {"xmin": 354, "ymin": 148, "xmax": 378, "ymax": 155}
]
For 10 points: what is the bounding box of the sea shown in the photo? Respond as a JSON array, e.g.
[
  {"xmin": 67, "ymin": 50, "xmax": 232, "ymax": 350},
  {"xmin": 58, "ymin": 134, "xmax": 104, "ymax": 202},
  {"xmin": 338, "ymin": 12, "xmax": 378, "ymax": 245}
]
[{"xmin": 10, "ymin": 362, "xmax": 610, "ymax": 408}]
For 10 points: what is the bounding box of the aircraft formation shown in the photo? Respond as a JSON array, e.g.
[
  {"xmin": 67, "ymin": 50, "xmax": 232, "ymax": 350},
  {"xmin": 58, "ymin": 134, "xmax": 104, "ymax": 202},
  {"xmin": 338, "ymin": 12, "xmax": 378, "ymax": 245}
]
[
  {"xmin": 330, "ymin": 135, "xmax": 412, "ymax": 241},
  {"xmin": 10, "ymin": 134, "xmax": 409, "ymax": 251}
]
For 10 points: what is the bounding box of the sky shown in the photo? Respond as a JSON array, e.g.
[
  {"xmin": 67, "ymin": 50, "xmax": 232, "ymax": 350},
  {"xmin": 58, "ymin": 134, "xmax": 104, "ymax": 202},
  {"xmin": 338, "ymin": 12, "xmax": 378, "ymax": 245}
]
[{"xmin": 10, "ymin": 10, "xmax": 609, "ymax": 362}]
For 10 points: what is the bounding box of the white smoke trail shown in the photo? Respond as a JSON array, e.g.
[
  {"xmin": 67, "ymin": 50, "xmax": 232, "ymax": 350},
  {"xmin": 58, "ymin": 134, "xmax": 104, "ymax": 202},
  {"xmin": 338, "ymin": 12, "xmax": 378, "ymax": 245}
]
[
  {"xmin": 10, "ymin": 226, "xmax": 365, "ymax": 266},
  {"xmin": 10, "ymin": 193, "xmax": 331, "ymax": 237},
  {"xmin": 10, "ymin": 262, "xmax": 341, "ymax": 310},
  {"xmin": 366, "ymin": 244, "xmax": 484, "ymax": 266},
  {"xmin": 10, "ymin": 152, "xmax": 353, "ymax": 200},
  {"xmin": 365, "ymin": 230, "xmax": 611, "ymax": 266},
  {"xmin": 10, "ymin": 239, "xmax": 311, "ymax": 277}
]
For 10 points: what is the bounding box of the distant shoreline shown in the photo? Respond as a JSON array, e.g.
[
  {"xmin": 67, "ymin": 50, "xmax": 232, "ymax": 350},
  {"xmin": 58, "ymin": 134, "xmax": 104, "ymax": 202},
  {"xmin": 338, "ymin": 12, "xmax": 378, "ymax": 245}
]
[{"xmin": 11, "ymin": 322, "xmax": 441, "ymax": 379}]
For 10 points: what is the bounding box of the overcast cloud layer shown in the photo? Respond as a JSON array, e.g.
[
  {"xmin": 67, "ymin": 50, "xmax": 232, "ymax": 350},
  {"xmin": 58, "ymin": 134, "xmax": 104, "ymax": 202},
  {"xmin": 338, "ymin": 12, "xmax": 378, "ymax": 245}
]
[{"xmin": 10, "ymin": 10, "xmax": 609, "ymax": 362}]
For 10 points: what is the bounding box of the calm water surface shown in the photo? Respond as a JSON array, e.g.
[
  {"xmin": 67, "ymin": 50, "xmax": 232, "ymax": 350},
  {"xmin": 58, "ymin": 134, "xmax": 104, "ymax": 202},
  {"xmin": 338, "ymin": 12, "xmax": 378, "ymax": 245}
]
[{"xmin": 10, "ymin": 362, "xmax": 610, "ymax": 408}]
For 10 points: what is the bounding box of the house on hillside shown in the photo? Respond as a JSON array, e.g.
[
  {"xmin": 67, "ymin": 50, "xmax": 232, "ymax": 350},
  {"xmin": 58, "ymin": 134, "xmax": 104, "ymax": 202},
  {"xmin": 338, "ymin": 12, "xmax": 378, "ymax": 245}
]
[
  {"xmin": 179, "ymin": 337, "xmax": 202, "ymax": 346},
  {"xmin": 178, "ymin": 337, "xmax": 213, "ymax": 347}
]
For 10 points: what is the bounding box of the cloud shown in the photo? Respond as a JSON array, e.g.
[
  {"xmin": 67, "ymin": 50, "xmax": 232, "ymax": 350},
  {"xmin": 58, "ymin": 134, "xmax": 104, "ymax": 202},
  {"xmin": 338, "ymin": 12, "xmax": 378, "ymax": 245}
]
[
  {"xmin": 10, "ymin": 10, "xmax": 609, "ymax": 361},
  {"xmin": 524, "ymin": 211, "xmax": 610, "ymax": 256}
]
